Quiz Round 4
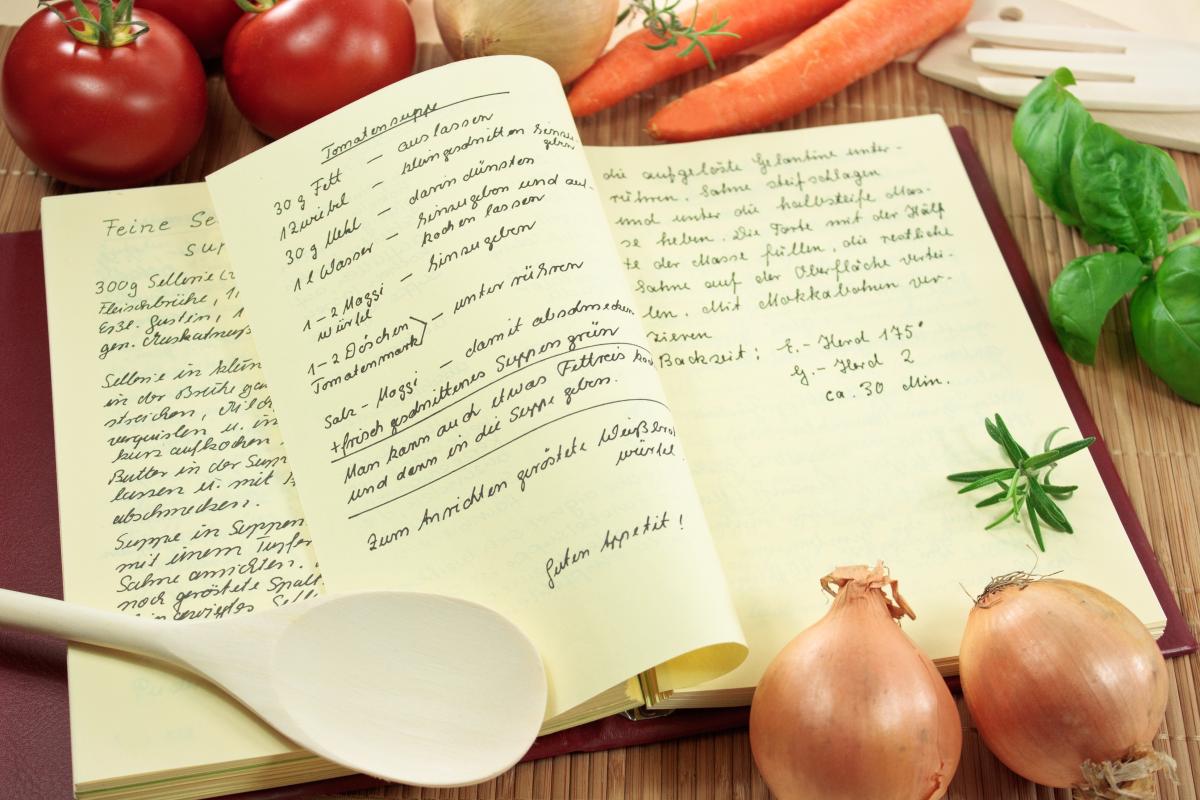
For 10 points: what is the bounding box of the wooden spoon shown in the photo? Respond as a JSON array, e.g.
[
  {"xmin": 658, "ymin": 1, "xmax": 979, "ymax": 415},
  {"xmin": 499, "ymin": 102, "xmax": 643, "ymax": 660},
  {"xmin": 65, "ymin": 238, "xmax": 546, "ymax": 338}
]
[{"xmin": 0, "ymin": 588, "xmax": 547, "ymax": 787}]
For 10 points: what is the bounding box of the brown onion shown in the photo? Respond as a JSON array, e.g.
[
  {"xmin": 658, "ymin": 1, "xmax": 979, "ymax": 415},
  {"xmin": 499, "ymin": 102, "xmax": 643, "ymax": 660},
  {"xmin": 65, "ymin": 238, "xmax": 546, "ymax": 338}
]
[
  {"xmin": 959, "ymin": 574, "xmax": 1173, "ymax": 799},
  {"xmin": 434, "ymin": 0, "xmax": 619, "ymax": 84},
  {"xmin": 749, "ymin": 563, "xmax": 961, "ymax": 800}
]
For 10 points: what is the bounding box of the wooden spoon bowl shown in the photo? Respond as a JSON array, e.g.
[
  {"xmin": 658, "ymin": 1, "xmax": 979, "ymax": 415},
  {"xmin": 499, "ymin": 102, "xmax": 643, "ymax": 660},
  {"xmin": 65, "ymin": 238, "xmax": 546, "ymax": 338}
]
[{"xmin": 0, "ymin": 588, "xmax": 548, "ymax": 787}]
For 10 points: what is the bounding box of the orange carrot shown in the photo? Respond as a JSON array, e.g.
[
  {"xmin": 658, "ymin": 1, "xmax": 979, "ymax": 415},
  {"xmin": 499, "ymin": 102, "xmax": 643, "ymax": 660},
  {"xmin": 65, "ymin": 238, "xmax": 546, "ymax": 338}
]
[
  {"xmin": 567, "ymin": 0, "xmax": 848, "ymax": 118},
  {"xmin": 648, "ymin": 0, "xmax": 972, "ymax": 141}
]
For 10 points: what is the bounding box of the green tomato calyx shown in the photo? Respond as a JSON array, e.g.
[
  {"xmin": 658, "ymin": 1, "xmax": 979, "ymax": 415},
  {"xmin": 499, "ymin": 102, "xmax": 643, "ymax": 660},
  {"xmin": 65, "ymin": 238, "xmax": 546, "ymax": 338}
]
[
  {"xmin": 42, "ymin": 0, "xmax": 148, "ymax": 47},
  {"xmin": 233, "ymin": 0, "xmax": 279, "ymax": 13}
]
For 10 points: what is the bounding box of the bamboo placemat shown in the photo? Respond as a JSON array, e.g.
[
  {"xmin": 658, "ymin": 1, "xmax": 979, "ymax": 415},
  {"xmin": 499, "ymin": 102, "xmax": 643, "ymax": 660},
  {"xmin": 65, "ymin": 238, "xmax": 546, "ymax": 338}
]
[{"xmin": 2, "ymin": 35, "xmax": 1198, "ymax": 800}]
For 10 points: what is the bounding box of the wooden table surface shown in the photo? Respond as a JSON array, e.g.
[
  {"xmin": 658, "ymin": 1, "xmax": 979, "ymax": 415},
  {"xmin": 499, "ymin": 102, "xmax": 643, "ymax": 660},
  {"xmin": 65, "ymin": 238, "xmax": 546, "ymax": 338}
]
[{"xmin": 2, "ymin": 35, "xmax": 1199, "ymax": 800}]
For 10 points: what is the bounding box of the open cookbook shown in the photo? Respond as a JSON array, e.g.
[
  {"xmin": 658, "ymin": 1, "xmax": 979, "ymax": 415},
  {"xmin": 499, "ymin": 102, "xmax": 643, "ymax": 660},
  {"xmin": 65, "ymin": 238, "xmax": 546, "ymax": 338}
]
[{"xmin": 38, "ymin": 55, "xmax": 1174, "ymax": 800}]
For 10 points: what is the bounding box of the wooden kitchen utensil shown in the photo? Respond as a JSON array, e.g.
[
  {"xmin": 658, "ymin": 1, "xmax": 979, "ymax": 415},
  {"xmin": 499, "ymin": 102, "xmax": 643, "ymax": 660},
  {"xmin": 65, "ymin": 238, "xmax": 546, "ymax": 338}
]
[
  {"xmin": 0, "ymin": 587, "xmax": 548, "ymax": 787},
  {"xmin": 968, "ymin": 21, "xmax": 1200, "ymax": 112},
  {"xmin": 917, "ymin": 0, "xmax": 1200, "ymax": 152}
]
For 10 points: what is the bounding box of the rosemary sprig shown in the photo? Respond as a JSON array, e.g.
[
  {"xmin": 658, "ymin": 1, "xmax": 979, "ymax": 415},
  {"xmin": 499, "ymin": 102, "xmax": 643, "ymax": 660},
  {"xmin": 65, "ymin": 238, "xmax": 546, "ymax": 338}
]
[
  {"xmin": 948, "ymin": 414, "xmax": 1095, "ymax": 551},
  {"xmin": 617, "ymin": 0, "xmax": 740, "ymax": 69}
]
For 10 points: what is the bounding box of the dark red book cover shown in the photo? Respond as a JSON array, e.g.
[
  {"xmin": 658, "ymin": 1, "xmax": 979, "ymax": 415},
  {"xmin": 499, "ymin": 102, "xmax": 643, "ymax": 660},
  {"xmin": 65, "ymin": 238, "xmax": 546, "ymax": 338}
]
[{"xmin": 0, "ymin": 129, "xmax": 1192, "ymax": 800}]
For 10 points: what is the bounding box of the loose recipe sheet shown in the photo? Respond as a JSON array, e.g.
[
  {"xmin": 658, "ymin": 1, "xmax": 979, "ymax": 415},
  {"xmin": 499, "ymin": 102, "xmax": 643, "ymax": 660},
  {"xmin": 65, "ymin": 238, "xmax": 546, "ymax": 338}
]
[{"xmin": 42, "ymin": 186, "xmax": 326, "ymax": 784}]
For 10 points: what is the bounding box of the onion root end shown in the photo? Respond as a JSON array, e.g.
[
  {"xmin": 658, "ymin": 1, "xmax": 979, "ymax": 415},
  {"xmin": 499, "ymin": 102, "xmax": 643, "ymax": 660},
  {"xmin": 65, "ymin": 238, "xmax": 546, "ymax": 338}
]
[{"xmin": 1074, "ymin": 746, "xmax": 1176, "ymax": 800}]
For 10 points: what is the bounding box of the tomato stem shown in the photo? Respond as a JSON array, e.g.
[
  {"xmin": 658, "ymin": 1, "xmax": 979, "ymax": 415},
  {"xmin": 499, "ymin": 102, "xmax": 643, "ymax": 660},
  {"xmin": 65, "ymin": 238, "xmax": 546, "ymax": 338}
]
[
  {"xmin": 233, "ymin": 0, "xmax": 278, "ymax": 13},
  {"xmin": 41, "ymin": 0, "xmax": 147, "ymax": 47}
]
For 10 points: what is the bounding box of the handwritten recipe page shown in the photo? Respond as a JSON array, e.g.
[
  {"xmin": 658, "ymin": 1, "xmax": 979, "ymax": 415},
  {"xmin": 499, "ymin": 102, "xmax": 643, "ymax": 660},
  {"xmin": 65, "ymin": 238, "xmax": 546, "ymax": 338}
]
[
  {"xmin": 41, "ymin": 185, "xmax": 329, "ymax": 787},
  {"xmin": 587, "ymin": 115, "xmax": 1164, "ymax": 697},
  {"xmin": 207, "ymin": 56, "xmax": 745, "ymax": 721}
]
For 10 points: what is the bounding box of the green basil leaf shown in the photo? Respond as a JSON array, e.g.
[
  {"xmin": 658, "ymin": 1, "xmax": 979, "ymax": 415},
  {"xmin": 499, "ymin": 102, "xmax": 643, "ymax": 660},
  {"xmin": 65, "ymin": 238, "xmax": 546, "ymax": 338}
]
[
  {"xmin": 1012, "ymin": 68, "xmax": 1093, "ymax": 229},
  {"xmin": 1130, "ymin": 246, "xmax": 1200, "ymax": 404},
  {"xmin": 1070, "ymin": 123, "xmax": 1172, "ymax": 259},
  {"xmin": 1048, "ymin": 252, "xmax": 1149, "ymax": 364},
  {"xmin": 1152, "ymin": 148, "xmax": 1194, "ymax": 234}
]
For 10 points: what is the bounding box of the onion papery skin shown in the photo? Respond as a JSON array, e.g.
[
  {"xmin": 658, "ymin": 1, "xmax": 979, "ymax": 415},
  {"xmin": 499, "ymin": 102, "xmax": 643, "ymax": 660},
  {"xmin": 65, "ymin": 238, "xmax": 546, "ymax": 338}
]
[
  {"xmin": 959, "ymin": 578, "xmax": 1169, "ymax": 792},
  {"xmin": 434, "ymin": 0, "xmax": 619, "ymax": 84},
  {"xmin": 749, "ymin": 565, "xmax": 961, "ymax": 800}
]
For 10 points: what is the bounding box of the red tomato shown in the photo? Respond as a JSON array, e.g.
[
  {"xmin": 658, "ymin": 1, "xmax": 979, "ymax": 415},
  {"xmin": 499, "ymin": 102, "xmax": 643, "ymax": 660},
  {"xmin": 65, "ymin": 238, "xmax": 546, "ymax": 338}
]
[
  {"xmin": 136, "ymin": 0, "xmax": 244, "ymax": 60},
  {"xmin": 1, "ymin": 3, "xmax": 207, "ymax": 189},
  {"xmin": 224, "ymin": 0, "xmax": 416, "ymax": 139}
]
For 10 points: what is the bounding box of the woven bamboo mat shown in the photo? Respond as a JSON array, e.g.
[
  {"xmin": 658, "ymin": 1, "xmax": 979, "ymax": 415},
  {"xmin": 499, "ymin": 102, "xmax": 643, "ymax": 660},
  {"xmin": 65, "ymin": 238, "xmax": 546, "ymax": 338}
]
[{"xmin": 2, "ymin": 34, "xmax": 1199, "ymax": 799}]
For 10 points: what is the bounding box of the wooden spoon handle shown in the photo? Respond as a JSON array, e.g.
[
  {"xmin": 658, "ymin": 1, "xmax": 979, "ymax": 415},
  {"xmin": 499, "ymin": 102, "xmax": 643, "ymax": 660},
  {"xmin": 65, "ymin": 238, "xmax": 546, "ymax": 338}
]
[{"xmin": 0, "ymin": 587, "xmax": 173, "ymax": 662}]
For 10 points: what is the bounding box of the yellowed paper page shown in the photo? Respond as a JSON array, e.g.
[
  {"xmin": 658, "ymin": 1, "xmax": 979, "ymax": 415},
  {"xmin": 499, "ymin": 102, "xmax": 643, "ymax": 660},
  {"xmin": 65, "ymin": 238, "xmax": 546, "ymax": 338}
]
[
  {"xmin": 207, "ymin": 56, "xmax": 745, "ymax": 718},
  {"xmin": 587, "ymin": 115, "xmax": 1165, "ymax": 694},
  {"xmin": 41, "ymin": 185, "xmax": 326, "ymax": 786}
]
